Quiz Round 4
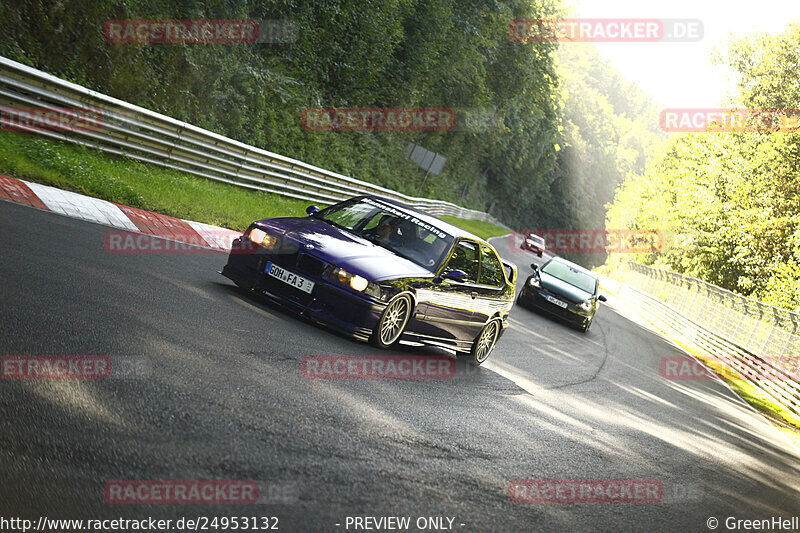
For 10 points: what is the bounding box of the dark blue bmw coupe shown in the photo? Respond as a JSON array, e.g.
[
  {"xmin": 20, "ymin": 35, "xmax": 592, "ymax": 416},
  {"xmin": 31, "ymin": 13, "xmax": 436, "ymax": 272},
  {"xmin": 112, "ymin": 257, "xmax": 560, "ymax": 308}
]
[{"xmin": 221, "ymin": 195, "xmax": 517, "ymax": 365}]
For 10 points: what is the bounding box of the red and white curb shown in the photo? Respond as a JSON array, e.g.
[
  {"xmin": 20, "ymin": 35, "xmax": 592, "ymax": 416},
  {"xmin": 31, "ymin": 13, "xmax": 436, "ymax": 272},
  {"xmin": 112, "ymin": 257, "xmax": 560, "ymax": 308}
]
[{"xmin": 0, "ymin": 175, "xmax": 240, "ymax": 251}]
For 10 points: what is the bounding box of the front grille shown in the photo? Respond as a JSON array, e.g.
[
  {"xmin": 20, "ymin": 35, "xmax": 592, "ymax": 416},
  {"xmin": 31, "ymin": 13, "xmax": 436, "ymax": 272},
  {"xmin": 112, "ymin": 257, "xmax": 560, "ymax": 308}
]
[
  {"xmin": 264, "ymin": 250, "xmax": 326, "ymax": 278},
  {"xmin": 269, "ymin": 252, "xmax": 299, "ymax": 270},
  {"xmin": 297, "ymin": 253, "xmax": 325, "ymax": 277},
  {"xmin": 533, "ymin": 291, "xmax": 578, "ymax": 320}
]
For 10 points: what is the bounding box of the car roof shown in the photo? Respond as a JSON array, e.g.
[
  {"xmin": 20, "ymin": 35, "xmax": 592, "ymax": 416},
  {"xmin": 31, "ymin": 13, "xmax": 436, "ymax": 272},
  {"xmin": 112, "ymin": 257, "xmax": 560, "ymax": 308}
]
[
  {"xmin": 546, "ymin": 256, "xmax": 598, "ymax": 278},
  {"xmin": 363, "ymin": 195, "xmax": 484, "ymax": 242}
]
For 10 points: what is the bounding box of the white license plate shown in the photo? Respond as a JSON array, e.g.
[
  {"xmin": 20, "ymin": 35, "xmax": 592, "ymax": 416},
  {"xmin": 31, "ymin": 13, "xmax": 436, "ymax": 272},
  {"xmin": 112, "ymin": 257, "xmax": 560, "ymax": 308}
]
[
  {"xmin": 265, "ymin": 262, "xmax": 314, "ymax": 294},
  {"xmin": 545, "ymin": 294, "xmax": 568, "ymax": 309}
]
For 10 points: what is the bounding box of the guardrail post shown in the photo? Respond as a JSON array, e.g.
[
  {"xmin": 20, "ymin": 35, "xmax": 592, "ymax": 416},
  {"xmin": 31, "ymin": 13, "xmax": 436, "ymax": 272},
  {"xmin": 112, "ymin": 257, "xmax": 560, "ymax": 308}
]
[
  {"xmin": 234, "ymin": 149, "xmax": 249, "ymax": 181},
  {"xmin": 744, "ymin": 302, "xmax": 766, "ymax": 354},
  {"xmin": 732, "ymin": 295, "xmax": 749, "ymax": 347},
  {"xmin": 168, "ymin": 123, "xmax": 186, "ymax": 165}
]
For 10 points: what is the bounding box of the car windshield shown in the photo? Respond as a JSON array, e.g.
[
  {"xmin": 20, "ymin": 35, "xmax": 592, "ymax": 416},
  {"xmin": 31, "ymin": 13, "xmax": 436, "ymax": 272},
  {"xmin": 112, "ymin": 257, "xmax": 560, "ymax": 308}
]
[
  {"xmin": 529, "ymin": 235, "xmax": 545, "ymax": 245},
  {"xmin": 541, "ymin": 260, "xmax": 596, "ymax": 294},
  {"xmin": 315, "ymin": 198, "xmax": 455, "ymax": 269}
]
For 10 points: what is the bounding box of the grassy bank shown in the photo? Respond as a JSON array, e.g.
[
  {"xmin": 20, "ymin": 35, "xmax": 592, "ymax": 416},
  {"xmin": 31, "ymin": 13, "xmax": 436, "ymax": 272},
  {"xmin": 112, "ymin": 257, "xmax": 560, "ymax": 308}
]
[
  {"xmin": 0, "ymin": 130, "xmax": 508, "ymax": 238},
  {"xmin": 440, "ymin": 216, "xmax": 508, "ymax": 240}
]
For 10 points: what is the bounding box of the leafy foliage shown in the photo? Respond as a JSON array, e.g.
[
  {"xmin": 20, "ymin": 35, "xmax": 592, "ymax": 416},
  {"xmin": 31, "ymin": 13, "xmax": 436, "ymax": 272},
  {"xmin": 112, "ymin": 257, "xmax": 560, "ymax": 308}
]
[
  {"xmin": 0, "ymin": 0, "xmax": 658, "ymax": 235},
  {"xmin": 606, "ymin": 24, "xmax": 800, "ymax": 310},
  {"xmin": 549, "ymin": 44, "xmax": 664, "ymax": 265}
]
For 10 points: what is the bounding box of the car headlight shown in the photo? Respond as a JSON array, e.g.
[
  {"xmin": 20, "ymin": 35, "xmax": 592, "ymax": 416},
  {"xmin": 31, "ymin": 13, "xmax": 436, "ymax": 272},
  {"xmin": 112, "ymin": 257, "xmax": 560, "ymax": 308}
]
[
  {"xmin": 332, "ymin": 267, "xmax": 370, "ymax": 292},
  {"xmin": 528, "ymin": 276, "xmax": 541, "ymax": 288},
  {"xmin": 578, "ymin": 300, "xmax": 592, "ymax": 311},
  {"xmin": 350, "ymin": 275, "xmax": 369, "ymax": 292},
  {"xmin": 248, "ymin": 227, "xmax": 278, "ymax": 248}
]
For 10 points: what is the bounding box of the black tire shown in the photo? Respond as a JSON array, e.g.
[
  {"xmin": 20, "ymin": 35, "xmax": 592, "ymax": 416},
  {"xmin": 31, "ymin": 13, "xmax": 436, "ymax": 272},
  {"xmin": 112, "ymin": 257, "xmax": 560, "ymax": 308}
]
[
  {"xmin": 580, "ymin": 316, "xmax": 593, "ymax": 333},
  {"xmin": 537, "ymin": 251, "xmax": 543, "ymax": 257},
  {"xmin": 470, "ymin": 319, "xmax": 501, "ymax": 366},
  {"xmin": 369, "ymin": 294, "xmax": 412, "ymax": 348}
]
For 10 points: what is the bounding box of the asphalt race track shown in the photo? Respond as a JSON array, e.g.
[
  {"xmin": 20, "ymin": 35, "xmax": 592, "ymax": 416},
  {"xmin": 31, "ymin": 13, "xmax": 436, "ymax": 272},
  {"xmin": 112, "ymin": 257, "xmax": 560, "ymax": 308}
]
[{"xmin": 1, "ymin": 200, "xmax": 799, "ymax": 531}]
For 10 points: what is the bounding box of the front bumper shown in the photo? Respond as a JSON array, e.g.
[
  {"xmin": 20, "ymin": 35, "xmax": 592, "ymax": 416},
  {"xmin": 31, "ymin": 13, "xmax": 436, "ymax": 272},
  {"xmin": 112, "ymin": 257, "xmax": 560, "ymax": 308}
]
[
  {"xmin": 522, "ymin": 242, "xmax": 544, "ymax": 254},
  {"xmin": 222, "ymin": 238, "xmax": 387, "ymax": 341},
  {"xmin": 517, "ymin": 285, "xmax": 592, "ymax": 327}
]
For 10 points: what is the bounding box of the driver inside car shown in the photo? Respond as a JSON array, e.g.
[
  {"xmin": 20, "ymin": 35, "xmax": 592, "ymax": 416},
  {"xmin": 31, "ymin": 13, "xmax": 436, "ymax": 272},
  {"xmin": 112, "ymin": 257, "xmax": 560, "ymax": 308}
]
[{"xmin": 364, "ymin": 214, "xmax": 402, "ymax": 245}]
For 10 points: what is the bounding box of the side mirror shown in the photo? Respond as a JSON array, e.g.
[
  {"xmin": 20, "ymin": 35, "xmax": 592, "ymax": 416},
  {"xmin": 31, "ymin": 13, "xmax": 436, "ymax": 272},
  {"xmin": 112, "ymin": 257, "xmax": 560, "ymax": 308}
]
[
  {"xmin": 507, "ymin": 267, "xmax": 516, "ymax": 284},
  {"xmin": 530, "ymin": 263, "xmax": 539, "ymax": 272},
  {"xmin": 501, "ymin": 261, "xmax": 516, "ymax": 284},
  {"xmin": 598, "ymin": 294, "xmax": 607, "ymax": 302},
  {"xmin": 306, "ymin": 205, "xmax": 319, "ymax": 216},
  {"xmin": 441, "ymin": 269, "xmax": 468, "ymax": 283}
]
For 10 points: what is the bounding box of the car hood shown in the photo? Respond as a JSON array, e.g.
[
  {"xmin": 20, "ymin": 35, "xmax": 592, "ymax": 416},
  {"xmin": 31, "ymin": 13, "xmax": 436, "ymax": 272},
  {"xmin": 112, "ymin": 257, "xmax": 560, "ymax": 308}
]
[
  {"xmin": 254, "ymin": 216, "xmax": 432, "ymax": 281},
  {"xmin": 539, "ymin": 272, "xmax": 593, "ymax": 303}
]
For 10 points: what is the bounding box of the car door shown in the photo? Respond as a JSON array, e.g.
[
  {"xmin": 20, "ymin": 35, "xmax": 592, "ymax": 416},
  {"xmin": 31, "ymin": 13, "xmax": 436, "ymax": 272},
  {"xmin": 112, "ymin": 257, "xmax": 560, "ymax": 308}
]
[{"xmin": 414, "ymin": 239, "xmax": 482, "ymax": 341}]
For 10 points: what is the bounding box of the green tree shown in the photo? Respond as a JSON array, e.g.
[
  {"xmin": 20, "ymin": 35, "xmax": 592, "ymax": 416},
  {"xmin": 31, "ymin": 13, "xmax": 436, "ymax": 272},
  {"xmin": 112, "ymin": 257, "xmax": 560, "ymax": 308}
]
[{"xmin": 605, "ymin": 23, "xmax": 800, "ymax": 310}]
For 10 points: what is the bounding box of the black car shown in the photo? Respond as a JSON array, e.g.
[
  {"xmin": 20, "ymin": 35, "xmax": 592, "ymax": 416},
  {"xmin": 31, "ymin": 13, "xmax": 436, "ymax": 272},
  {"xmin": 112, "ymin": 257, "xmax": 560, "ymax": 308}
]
[
  {"xmin": 517, "ymin": 257, "xmax": 607, "ymax": 332},
  {"xmin": 222, "ymin": 195, "xmax": 518, "ymax": 365}
]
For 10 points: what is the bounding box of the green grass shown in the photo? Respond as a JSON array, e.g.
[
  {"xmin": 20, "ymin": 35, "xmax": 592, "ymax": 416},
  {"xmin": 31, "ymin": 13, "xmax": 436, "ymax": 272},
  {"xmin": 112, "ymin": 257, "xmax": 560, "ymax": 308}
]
[
  {"xmin": 440, "ymin": 216, "xmax": 509, "ymax": 240},
  {"xmin": 0, "ymin": 130, "xmax": 504, "ymax": 236},
  {"xmin": 0, "ymin": 130, "xmax": 311, "ymax": 230}
]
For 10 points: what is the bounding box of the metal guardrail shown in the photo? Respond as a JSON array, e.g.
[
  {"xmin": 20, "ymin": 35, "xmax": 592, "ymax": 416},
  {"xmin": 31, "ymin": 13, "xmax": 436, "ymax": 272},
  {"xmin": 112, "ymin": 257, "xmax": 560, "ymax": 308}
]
[
  {"xmin": 602, "ymin": 264, "xmax": 800, "ymax": 419},
  {"xmin": 0, "ymin": 56, "xmax": 507, "ymax": 228}
]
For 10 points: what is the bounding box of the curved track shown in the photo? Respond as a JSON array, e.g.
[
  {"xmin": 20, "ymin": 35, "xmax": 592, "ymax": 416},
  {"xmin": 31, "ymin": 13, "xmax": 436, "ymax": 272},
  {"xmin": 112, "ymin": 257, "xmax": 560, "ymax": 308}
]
[{"xmin": 1, "ymin": 201, "xmax": 799, "ymax": 531}]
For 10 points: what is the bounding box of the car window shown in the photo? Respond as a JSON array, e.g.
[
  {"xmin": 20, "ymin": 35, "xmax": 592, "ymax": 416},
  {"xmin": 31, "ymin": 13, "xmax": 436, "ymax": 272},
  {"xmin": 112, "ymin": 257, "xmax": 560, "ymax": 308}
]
[
  {"xmin": 362, "ymin": 212, "xmax": 384, "ymax": 230},
  {"xmin": 318, "ymin": 200, "xmax": 376, "ymax": 229},
  {"xmin": 444, "ymin": 240, "xmax": 479, "ymax": 283},
  {"xmin": 541, "ymin": 260, "xmax": 597, "ymax": 293},
  {"xmin": 479, "ymin": 245, "xmax": 504, "ymax": 287},
  {"xmin": 315, "ymin": 198, "xmax": 456, "ymax": 269}
]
